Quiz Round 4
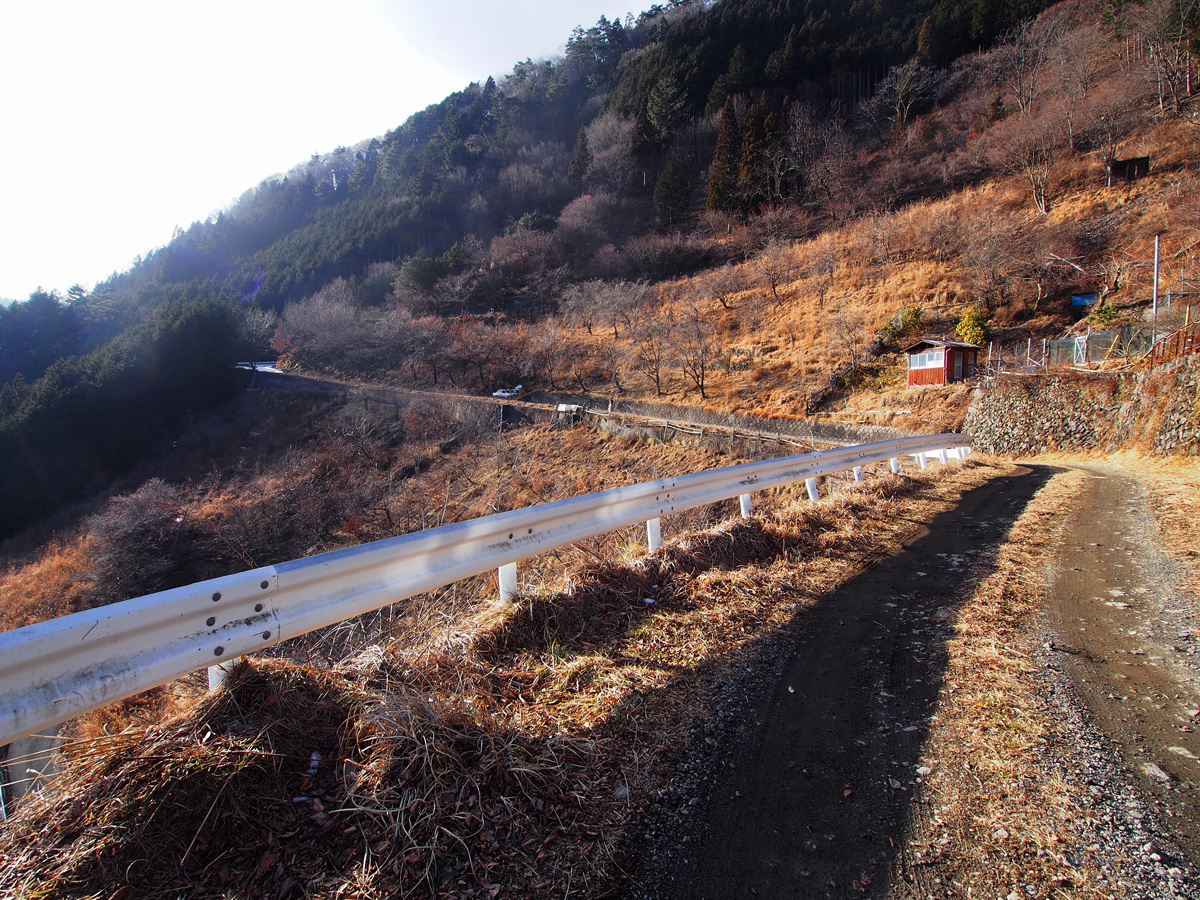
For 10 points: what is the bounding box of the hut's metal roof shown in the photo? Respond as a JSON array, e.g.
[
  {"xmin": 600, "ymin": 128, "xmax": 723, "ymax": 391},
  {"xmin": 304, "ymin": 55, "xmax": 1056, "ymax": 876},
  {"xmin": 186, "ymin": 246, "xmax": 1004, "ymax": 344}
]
[{"xmin": 902, "ymin": 339, "xmax": 983, "ymax": 354}]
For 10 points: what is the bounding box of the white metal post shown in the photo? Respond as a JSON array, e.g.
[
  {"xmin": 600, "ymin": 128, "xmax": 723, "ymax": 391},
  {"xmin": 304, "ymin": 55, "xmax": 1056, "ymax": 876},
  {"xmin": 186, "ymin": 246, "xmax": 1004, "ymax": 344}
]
[
  {"xmin": 853, "ymin": 466, "xmax": 864, "ymax": 483},
  {"xmin": 805, "ymin": 477, "xmax": 820, "ymax": 501},
  {"xmin": 889, "ymin": 457, "xmax": 900, "ymax": 474},
  {"xmin": 739, "ymin": 493, "xmax": 752, "ymax": 518},
  {"xmin": 208, "ymin": 658, "xmax": 240, "ymax": 690},
  {"xmin": 647, "ymin": 517, "xmax": 662, "ymax": 551},
  {"xmin": 915, "ymin": 453, "xmax": 928, "ymax": 470},
  {"xmin": 498, "ymin": 562, "xmax": 518, "ymax": 603},
  {"xmin": 1153, "ymin": 233, "xmax": 1160, "ymax": 342},
  {"xmin": 938, "ymin": 449, "xmax": 949, "ymax": 465}
]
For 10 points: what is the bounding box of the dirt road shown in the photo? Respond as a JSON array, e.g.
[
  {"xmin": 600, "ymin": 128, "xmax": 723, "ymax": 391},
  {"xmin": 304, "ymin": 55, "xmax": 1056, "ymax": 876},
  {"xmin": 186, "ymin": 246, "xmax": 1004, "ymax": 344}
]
[
  {"xmin": 655, "ymin": 461, "xmax": 1200, "ymax": 899},
  {"xmin": 664, "ymin": 467, "xmax": 1053, "ymax": 898},
  {"xmin": 1046, "ymin": 466, "xmax": 1200, "ymax": 862}
]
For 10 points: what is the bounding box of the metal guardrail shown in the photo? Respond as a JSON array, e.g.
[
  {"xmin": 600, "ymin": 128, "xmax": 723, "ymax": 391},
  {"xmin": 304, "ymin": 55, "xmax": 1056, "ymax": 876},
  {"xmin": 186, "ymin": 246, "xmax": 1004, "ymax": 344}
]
[
  {"xmin": 0, "ymin": 434, "xmax": 970, "ymax": 747},
  {"xmin": 1149, "ymin": 322, "xmax": 1199, "ymax": 368}
]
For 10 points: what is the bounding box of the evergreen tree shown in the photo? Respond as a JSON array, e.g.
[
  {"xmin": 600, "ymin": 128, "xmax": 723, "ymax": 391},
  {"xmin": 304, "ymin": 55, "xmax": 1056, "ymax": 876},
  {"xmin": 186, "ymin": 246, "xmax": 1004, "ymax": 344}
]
[
  {"xmin": 766, "ymin": 25, "xmax": 804, "ymax": 85},
  {"xmin": 648, "ymin": 75, "xmax": 687, "ymax": 145},
  {"xmin": 632, "ymin": 96, "xmax": 658, "ymax": 190},
  {"xmin": 737, "ymin": 99, "xmax": 771, "ymax": 215},
  {"xmin": 568, "ymin": 126, "xmax": 592, "ymax": 188},
  {"xmin": 632, "ymin": 96, "xmax": 657, "ymax": 160},
  {"xmin": 706, "ymin": 98, "xmax": 741, "ymax": 214},
  {"xmin": 653, "ymin": 160, "xmax": 691, "ymax": 224}
]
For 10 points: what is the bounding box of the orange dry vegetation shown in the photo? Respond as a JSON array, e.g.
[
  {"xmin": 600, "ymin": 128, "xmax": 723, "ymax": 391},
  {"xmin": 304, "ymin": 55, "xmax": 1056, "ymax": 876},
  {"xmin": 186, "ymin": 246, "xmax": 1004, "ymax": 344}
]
[
  {"xmin": 451, "ymin": 154, "xmax": 1199, "ymax": 433},
  {"xmin": 0, "ymin": 401, "xmax": 769, "ymax": 635},
  {"xmin": 0, "ymin": 459, "xmax": 1013, "ymax": 900},
  {"xmin": 0, "ymin": 538, "xmax": 91, "ymax": 632}
]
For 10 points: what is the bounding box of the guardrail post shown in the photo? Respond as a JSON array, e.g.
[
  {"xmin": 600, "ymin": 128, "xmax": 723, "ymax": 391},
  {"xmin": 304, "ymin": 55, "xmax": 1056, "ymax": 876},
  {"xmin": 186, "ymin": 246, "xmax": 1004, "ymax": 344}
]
[
  {"xmin": 647, "ymin": 517, "xmax": 662, "ymax": 551},
  {"xmin": 915, "ymin": 453, "xmax": 928, "ymax": 470},
  {"xmin": 805, "ymin": 477, "xmax": 820, "ymax": 501},
  {"xmin": 889, "ymin": 457, "xmax": 900, "ymax": 474},
  {"xmin": 498, "ymin": 562, "xmax": 518, "ymax": 603},
  {"xmin": 739, "ymin": 493, "xmax": 752, "ymax": 518},
  {"xmin": 208, "ymin": 658, "xmax": 240, "ymax": 691},
  {"xmin": 937, "ymin": 449, "xmax": 949, "ymax": 465},
  {"xmin": 853, "ymin": 466, "xmax": 864, "ymax": 483}
]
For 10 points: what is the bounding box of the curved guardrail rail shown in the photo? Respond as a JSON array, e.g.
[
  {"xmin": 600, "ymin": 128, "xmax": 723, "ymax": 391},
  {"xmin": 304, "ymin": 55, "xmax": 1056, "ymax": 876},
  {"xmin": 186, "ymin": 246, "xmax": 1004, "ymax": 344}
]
[{"xmin": 0, "ymin": 434, "xmax": 970, "ymax": 747}]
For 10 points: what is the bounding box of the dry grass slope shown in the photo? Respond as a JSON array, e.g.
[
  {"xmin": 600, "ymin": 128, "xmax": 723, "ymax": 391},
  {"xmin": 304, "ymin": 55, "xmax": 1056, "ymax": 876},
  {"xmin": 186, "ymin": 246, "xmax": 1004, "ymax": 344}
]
[{"xmin": 2, "ymin": 462, "xmax": 1027, "ymax": 899}]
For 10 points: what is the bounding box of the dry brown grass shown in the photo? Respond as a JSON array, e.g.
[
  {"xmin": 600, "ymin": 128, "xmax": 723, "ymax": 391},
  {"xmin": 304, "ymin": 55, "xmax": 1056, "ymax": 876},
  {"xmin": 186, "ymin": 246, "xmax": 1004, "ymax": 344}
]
[
  {"xmin": 0, "ymin": 537, "xmax": 92, "ymax": 632},
  {"xmin": 470, "ymin": 112, "xmax": 1197, "ymax": 422},
  {"xmin": 0, "ymin": 420, "xmax": 757, "ymax": 638},
  {"xmin": 0, "ymin": 458, "xmax": 1007, "ymax": 899}
]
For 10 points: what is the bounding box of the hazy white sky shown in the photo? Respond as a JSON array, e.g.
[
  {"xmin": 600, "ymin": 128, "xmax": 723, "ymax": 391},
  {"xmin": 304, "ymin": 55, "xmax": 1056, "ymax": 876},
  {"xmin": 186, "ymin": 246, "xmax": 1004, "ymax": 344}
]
[{"xmin": 0, "ymin": 0, "xmax": 639, "ymax": 301}]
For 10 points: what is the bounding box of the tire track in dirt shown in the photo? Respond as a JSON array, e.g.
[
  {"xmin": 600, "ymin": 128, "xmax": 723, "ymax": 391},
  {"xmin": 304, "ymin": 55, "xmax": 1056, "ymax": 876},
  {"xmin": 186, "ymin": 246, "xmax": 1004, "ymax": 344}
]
[
  {"xmin": 1047, "ymin": 466, "xmax": 1200, "ymax": 865},
  {"xmin": 667, "ymin": 467, "xmax": 1051, "ymax": 899}
]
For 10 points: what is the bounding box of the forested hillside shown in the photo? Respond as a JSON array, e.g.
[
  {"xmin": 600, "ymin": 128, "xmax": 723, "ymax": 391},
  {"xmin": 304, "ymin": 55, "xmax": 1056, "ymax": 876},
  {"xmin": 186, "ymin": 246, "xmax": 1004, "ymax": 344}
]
[{"xmin": 2, "ymin": 0, "xmax": 1198, "ymax": 539}]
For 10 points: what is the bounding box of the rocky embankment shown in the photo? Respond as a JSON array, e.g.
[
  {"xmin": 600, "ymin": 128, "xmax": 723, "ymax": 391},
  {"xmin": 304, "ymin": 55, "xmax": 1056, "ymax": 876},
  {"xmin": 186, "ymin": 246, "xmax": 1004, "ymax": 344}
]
[{"xmin": 965, "ymin": 357, "xmax": 1200, "ymax": 455}]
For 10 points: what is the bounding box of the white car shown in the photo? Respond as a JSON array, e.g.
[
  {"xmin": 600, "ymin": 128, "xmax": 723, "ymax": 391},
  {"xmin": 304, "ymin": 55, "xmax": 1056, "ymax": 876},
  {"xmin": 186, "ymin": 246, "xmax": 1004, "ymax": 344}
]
[{"xmin": 492, "ymin": 384, "xmax": 523, "ymax": 399}]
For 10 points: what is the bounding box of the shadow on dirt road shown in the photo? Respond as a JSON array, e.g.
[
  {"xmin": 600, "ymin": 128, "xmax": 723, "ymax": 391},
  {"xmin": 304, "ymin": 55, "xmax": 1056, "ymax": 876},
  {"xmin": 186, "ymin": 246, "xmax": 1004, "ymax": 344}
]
[{"xmin": 663, "ymin": 465, "xmax": 1054, "ymax": 900}]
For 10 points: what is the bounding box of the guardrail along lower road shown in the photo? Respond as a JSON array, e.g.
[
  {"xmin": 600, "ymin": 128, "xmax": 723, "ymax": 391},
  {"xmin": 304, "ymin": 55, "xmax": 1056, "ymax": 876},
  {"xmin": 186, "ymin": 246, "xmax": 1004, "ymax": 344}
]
[{"xmin": 0, "ymin": 434, "xmax": 971, "ymax": 750}]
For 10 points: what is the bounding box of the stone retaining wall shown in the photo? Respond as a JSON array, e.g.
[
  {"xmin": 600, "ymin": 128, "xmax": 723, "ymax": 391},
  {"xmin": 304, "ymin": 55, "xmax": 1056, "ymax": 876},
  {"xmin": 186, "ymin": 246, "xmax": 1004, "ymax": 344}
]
[{"xmin": 964, "ymin": 358, "xmax": 1200, "ymax": 455}]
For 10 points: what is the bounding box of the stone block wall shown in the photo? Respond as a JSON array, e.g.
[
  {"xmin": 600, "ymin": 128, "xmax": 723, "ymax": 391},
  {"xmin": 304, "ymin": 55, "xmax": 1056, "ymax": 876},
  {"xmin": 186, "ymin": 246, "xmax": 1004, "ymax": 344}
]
[{"xmin": 964, "ymin": 358, "xmax": 1200, "ymax": 456}]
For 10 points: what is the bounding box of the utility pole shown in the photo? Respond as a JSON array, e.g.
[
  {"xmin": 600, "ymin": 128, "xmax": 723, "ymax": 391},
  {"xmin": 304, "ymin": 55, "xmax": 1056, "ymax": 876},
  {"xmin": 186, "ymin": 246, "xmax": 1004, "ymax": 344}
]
[{"xmin": 1152, "ymin": 233, "xmax": 1161, "ymax": 342}]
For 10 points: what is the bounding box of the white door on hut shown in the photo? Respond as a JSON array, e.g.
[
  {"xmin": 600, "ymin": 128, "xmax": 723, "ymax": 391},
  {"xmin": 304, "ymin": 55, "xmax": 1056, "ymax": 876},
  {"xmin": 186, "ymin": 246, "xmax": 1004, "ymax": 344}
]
[{"xmin": 953, "ymin": 350, "xmax": 963, "ymax": 381}]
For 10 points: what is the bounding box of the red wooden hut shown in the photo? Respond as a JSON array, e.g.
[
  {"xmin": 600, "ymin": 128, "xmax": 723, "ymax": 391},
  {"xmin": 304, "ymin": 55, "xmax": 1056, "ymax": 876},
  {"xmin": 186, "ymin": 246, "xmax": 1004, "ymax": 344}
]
[{"xmin": 904, "ymin": 339, "xmax": 981, "ymax": 387}]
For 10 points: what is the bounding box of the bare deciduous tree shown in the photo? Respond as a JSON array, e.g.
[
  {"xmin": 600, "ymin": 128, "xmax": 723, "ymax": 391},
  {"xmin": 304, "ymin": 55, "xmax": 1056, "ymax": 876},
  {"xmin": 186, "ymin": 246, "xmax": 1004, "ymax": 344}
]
[
  {"xmin": 239, "ymin": 306, "xmax": 278, "ymax": 358},
  {"xmin": 447, "ymin": 316, "xmax": 500, "ymax": 390},
  {"xmin": 1137, "ymin": 0, "xmax": 1200, "ymax": 114},
  {"xmin": 584, "ymin": 112, "xmax": 636, "ymax": 193},
  {"xmin": 559, "ymin": 280, "xmax": 603, "ymax": 334},
  {"xmin": 961, "ymin": 212, "xmax": 1019, "ymax": 310},
  {"xmin": 434, "ymin": 272, "xmax": 476, "ymax": 316},
  {"xmin": 991, "ymin": 16, "xmax": 1059, "ymax": 116},
  {"xmin": 754, "ymin": 240, "xmax": 795, "ymax": 305},
  {"xmin": 1096, "ymin": 246, "xmax": 1143, "ymax": 301},
  {"xmin": 781, "ymin": 103, "xmax": 832, "ymax": 203},
  {"xmin": 674, "ymin": 306, "xmax": 718, "ymax": 398},
  {"xmin": 860, "ymin": 57, "xmax": 938, "ymax": 148},
  {"xmin": 830, "ymin": 309, "xmax": 867, "ymax": 373},
  {"xmin": 529, "ymin": 319, "xmax": 567, "ymax": 389},
  {"xmin": 807, "ymin": 240, "xmax": 838, "ymax": 309},
  {"xmin": 632, "ymin": 317, "xmax": 673, "ymax": 395},
  {"xmin": 703, "ymin": 264, "xmax": 742, "ymax": 309},
  {"xmin": 984, "ymin": 108, "xmax": 1065, "ymax": 214},
  {"xmin": 273, "ymin": 280, "xmax": 362, "ymax": 370},
  {"xmin": 567, "ymin": 342, "xmax": 599, "ymax": 393}
]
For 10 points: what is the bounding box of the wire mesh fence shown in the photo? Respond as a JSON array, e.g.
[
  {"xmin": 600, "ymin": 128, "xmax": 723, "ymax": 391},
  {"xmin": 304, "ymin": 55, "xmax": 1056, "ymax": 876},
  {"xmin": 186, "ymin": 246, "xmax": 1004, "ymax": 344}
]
[{"xmin": 985, "ymin": 326, "xmax": 1158, "ymax": 374}]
